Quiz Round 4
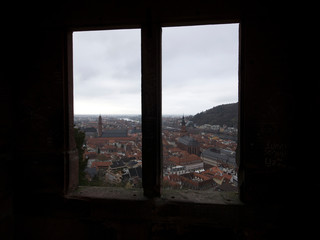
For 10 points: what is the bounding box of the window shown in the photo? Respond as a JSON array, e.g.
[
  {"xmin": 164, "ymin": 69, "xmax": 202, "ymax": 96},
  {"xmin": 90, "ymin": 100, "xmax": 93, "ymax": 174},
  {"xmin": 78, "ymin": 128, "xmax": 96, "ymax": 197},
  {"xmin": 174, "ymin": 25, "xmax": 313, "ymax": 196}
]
[
  {"xmin": 162, "ymin": 24, "xmax": 239, "ymax": 193},
  {"xmin": 69, "ymin": 23, "xmax": 240, "ymax": 201},
  {"xmin": 73, "ymin": 29, "xmax": 142, "ymax": 190}
]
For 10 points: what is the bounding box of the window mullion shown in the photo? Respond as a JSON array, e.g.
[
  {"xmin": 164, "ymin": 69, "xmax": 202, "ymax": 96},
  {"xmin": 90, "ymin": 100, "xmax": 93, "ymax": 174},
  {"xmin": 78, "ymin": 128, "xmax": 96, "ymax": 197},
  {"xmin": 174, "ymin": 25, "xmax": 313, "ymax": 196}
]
[{"xmin": 141, "ymin": 23, "xmax": 162, "ymax": 198}]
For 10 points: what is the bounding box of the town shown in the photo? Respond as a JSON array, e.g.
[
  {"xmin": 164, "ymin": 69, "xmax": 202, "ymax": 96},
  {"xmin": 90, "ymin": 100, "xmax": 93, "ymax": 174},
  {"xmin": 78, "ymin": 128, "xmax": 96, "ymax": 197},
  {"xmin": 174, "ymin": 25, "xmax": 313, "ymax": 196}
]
[{"xmin": 74, "ymin": 114, "xmax": 238, "ymax": 192}]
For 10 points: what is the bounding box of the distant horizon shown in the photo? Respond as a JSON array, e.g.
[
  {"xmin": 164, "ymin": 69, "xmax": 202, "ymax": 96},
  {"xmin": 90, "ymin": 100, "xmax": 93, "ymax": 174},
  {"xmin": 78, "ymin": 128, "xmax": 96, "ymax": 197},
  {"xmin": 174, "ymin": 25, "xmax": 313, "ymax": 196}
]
[{"xmin": 74, "ymin": 101, "xmax": 238, "ymax": 117}]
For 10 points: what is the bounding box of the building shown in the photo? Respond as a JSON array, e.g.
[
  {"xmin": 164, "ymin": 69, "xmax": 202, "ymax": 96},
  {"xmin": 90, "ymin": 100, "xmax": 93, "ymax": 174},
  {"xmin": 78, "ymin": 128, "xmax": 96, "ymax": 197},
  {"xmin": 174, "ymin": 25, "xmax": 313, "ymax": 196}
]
[
  {"xmin": 83, "ymin": 127, "xmax": 97, "ymax": 138},
  {"xmin": 98, "ymin": 115, "xmax": 103, "ymax": 137},
  {"xmin": 177, "ymin": 116, "xmax": 201, "ymax": 155},
  {"xmin": 101, "ymin": 129, "xmax": 128, "ymax": 138},
  {"xmin": 96, "ymin": 115, "xmax": 128, "ymax": 138},
  {"xmin": 167, "ymin": 152, "xmax": 203, "ymax": 172},
  {"xmin": 180, "ymin": 115, "xmax": 187, "ymax": 136},
  {"xmin": 201, "ymin": 148, "xmax": 236, "ymax": 167},
  {"xmin": 177, "ymin": 135, "xmax": 201, "ymax": 155}
]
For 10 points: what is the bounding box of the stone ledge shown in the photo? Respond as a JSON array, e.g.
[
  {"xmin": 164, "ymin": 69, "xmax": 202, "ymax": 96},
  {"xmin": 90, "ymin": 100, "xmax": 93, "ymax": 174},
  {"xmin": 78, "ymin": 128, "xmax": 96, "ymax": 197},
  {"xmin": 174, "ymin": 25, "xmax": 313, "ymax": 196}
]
[{"xmin": 67, "ymin": 186, "xmax": 242, "ymax": 205}]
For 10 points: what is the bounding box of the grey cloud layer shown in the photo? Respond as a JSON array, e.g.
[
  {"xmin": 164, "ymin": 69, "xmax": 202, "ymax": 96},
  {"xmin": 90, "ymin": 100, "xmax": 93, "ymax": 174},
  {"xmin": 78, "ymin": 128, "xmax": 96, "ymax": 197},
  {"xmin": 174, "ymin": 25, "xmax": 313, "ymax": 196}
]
[{"xmin": 73, "ymin": 24, "xmax": 238, "ymax": 115}]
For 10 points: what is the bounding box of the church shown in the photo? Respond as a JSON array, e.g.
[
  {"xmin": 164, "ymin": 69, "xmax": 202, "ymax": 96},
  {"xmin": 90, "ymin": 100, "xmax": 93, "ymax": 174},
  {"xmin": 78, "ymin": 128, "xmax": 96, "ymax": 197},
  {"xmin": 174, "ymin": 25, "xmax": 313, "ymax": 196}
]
[
  {"xmin": 177, "ymin": 116, "xmax": 201, "ymax": 156},
  {"xmin": 97, "ymin": 115, "xmax": 128, "ymax": 138}
]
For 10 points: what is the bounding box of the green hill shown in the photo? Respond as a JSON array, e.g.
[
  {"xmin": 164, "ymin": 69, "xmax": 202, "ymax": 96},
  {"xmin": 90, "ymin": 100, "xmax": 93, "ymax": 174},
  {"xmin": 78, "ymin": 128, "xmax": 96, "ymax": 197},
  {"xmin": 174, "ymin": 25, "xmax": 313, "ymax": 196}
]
[{"xmin": 191, "ymin": 102, "xmax": 238, "ymax": 127}]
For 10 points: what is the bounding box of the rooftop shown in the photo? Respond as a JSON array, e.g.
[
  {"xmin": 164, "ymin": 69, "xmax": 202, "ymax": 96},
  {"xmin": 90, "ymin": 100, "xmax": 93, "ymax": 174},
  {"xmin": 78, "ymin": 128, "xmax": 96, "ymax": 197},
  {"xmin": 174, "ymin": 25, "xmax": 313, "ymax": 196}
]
[{"xmin": 178, "ymin": 135, "xmax": 199, "ymax": 146}]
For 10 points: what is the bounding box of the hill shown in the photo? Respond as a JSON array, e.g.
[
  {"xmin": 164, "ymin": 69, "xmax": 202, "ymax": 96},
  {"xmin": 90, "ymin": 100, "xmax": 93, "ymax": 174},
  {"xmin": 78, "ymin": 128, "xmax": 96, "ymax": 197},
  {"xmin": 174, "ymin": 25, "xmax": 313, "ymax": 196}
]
[{"xmin": 190, "ymin": 102, "xmax": 238, "ymax": 127}]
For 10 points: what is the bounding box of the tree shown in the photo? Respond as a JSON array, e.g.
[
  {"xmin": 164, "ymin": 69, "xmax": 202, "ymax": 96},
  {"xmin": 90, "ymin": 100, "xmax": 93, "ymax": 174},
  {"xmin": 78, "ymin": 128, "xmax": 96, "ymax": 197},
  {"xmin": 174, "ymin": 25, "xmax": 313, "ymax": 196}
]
[{"xmin": 74, "ymin": 127, "xmax": 87, "ymax": 185}]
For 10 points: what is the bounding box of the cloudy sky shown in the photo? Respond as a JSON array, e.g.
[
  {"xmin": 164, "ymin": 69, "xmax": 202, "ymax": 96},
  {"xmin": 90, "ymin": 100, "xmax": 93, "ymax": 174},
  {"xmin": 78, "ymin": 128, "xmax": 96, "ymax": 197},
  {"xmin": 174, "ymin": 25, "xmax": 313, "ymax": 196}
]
[{"xmin": 73, "ymin": 23, "xmax": 239, "ymax": 115}]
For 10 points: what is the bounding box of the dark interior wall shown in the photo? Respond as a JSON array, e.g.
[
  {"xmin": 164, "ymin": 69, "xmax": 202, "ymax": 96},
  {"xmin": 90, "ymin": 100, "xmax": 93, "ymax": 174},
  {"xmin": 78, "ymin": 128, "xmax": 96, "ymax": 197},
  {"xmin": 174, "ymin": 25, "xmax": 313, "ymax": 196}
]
[
  {"xmin": 240, "ymin": 12, "xmax": 319, "ymax": 202},
  {"xmin": 240, "ymin": 17, "xmax": 293, "ymax": 202},
  {"xmin": 1, "ymin": 1, "xmax": 319, "ymax": 239}
]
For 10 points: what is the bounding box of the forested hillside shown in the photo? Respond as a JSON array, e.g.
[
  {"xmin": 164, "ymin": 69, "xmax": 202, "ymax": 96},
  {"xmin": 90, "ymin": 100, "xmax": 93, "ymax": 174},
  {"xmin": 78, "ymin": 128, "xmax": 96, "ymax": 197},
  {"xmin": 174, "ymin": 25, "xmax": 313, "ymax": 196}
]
[{"xmin": 191, "ymin": 102, "xmax": 238, "ymax": 127}]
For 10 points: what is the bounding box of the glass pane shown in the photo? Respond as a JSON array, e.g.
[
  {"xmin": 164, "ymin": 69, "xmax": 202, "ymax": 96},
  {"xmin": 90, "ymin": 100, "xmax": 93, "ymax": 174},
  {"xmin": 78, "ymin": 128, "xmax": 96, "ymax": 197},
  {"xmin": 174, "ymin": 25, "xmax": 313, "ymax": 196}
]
[
  {"xmin": 162, "ymin": 24, "xmax": 239, "ymax": 192},
  {"xmin": 73, "ymin": 29, "xmax": 142, "ymax": 188}
]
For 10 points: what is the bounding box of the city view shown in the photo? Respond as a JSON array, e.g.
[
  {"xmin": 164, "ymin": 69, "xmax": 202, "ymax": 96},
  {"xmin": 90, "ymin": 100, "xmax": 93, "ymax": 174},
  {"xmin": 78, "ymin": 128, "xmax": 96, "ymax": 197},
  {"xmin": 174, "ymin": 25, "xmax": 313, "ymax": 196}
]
[
  {"xmin": 73, "ymin": 24, "xmax": 239, "ymax": 192},
  {"xmin": 74, "ymin": 104, "xmax": 238, "ymax": 192},
  {"xmin": 74, "ymin": 114, "xmax": 143, "ymax": 188}
]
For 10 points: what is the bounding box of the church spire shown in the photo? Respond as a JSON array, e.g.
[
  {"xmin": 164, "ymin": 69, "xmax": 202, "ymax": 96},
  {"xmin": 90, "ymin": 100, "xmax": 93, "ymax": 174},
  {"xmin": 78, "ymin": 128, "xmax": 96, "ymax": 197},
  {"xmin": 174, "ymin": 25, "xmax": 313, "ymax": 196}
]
[
  {"xmin": 98, "ymin": 115, "xmax": 102, "ymax": 137},
  {"xmin": 181, "ymin": 115, "xmax": 187, "ymax": 136},
  {"xmin": 181, "ymin": 115, "xmax": 186, "ymax": 126}
]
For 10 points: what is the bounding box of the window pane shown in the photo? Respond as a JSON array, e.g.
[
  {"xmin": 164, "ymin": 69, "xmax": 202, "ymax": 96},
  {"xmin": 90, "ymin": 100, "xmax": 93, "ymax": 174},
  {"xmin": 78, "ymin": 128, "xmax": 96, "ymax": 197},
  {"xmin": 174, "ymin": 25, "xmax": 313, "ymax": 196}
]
[
  {"xmin": 162, "ymin": 24, "xmax": 239, "ymax": 192},
  {"xmin": 73, "ymin": 29, "xmax": 142, "ymax": 189}
]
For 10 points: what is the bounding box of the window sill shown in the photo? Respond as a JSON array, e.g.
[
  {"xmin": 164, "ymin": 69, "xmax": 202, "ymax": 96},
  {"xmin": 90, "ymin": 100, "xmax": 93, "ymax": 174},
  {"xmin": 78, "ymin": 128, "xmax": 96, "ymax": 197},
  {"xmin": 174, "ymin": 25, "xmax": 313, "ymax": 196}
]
[
  {"xmin": 66, "ymin": 186, "xmax": 146, "ymax": 201},
  {"xmin": 161, "ymin": 189, "xmax": 241, "ymax": 205},
  {"xmin": 66, "ymin": 186, "xmax": 242, "ymax": 205}
]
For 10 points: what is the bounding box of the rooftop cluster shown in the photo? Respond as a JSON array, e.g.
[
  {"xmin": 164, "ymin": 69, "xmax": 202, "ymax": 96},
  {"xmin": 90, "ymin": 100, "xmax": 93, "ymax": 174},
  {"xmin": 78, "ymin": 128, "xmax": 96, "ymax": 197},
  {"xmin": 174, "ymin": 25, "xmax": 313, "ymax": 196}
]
[{"xmin": 74, "ymin": 114, "xmax": 238, "ymax": 191}]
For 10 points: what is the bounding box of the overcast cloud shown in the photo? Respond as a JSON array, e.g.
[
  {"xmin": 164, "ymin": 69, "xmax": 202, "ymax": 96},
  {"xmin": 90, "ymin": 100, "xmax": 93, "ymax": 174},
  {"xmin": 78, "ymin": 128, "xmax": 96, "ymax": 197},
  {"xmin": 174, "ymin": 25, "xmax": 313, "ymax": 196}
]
[{"xmin": 73, "ymin": 24, "xmax": 238, "ymax": 115}]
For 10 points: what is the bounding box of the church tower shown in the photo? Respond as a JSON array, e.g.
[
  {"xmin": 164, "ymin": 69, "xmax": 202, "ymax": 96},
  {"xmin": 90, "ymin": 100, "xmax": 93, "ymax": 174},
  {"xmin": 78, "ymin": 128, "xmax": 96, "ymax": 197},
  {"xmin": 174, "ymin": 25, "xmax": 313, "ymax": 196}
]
[
  {"xmin": 181, "ymin": 115, "xmax": 187, "ymax": 136},
  {"xmin": 98, "ymin": 115, "xmax": 102, "ymax": 137}
]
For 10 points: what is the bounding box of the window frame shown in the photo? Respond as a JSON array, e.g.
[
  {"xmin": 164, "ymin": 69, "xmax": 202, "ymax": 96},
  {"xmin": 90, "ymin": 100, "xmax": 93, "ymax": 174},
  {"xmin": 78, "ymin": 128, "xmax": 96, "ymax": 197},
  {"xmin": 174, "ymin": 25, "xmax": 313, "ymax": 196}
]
[{"xmin": 65, "ymin": 21, "xmax": 241, "ymax": 202}]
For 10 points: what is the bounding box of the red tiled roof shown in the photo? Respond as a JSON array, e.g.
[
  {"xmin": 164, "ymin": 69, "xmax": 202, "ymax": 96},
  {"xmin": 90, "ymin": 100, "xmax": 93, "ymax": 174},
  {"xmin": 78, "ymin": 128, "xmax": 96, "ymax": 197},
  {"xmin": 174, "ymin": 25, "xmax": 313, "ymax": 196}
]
[
  {"xmin": 193, "ymin": 172, "xmax": 211, "ymax": 181},
  {"xmin": 163, "ymin": 176, "xmax": 181, "ymax": 188},
  {"xmin": 180, "ymin": 176, "xmax": 198, "ymax": 187},
  {"xmin": 167, "ymin": 156, "xmax": 180, "ymax": 165},
  {"xmin": 85, "ymin": 152, "xmax": 98, "ymax": 158},
  {"xmin": 87, "ymin": 137, "xmax": 135, "ymax": 145},
  {"xmin": 213, "ymin": 174, "xmax": 224, "ymax": 180},
  {"xmin": 91, "ymin": 161, "xmax": 112, "ymax": 168},
  {"xmin": 168, "ymin": 174, "xmax": 181, "ymax": 182},
  {"xmin": 203, "ymin": 166, "xmax": 223, "ymax": 175},
  {"xmin": 103, "ymin": 145, "xmax": 117, "ymax": 149},
  {"xmin": 167, "ymin": 152, "xmax": 202, "ymax": 166},
  {"xmin": 169, "ymin": 147, "xmax": 182, "ymax": 153}
]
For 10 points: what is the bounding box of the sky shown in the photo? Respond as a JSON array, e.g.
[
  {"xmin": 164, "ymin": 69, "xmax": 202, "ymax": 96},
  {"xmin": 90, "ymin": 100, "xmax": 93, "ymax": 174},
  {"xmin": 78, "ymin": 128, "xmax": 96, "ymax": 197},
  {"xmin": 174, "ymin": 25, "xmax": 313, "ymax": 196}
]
[{"xmin": 73, "ymin": 23, "xmax": 239, "ymax": 115}]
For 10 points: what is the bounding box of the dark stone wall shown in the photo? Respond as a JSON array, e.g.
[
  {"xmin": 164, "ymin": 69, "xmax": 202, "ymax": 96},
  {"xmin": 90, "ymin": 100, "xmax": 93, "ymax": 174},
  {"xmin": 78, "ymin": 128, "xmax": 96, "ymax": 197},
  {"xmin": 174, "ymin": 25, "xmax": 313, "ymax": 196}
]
[{"xmin": 1, "ymin": 1, "xmax": 318, "ymax": 239}]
